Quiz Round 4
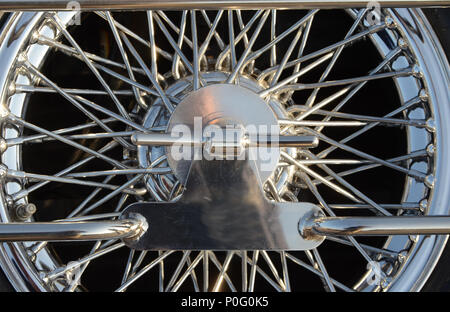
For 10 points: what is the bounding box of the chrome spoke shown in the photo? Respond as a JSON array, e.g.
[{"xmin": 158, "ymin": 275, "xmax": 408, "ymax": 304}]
[
  {"xmin": 66, "ymin": 168, "xmax": 170, "ymax": 178},
  {"xmin": 243, "ymin": 10, "xmax": 319, "ymax": 69},
  {"xmin": 258, "ymin": 23, "xmax": 387, "ymax": 88},
  {"xmin": 116, "ymin": 251, "xmax": 175, "ymax": 292},
  {"xmin": 5, "ymin": 117, "xmax": 116, "ymax": 146},
  {"xmin": 312, "ymin": 248, "xmax": 336, "ymax": 292},
  {"xmin": 37, "ymin": 35, "xmax": 146, "ymax": 75},
  {"xmin": 309, "ymin": 150, "xmax": 427, "ymax": 187},
  {"xmin": 260, "ymin": 250, "xmax": 287, "ymax": 291},
  {"xmin": 10, "ymin": 141, "xmax": 119, "ymax": 202},
  {"xmin": 50, "ymin": 14, "xmax": 132, "ymax": 121},
  {"xmin": 226, "ymin": 10, "xmax": 271, "ymax": 83},
  {"xmin": 191, "ymin": 10, "xmax": 200, "ymax": 90},
  {"xmin": 15, "ymin": 85, "xmax": 135, "ymax": 96},
  {"xmin": 238, "ymin": 251, "xmax": 285, "ymax": 292},
  {"xmin": 119, "ymin": 28, "xmax": 175, "ymax": 113},
  {"xmin": 153, "ymin": 12, "xmax": 195, "ymax": 75},
  {"xmin": 272, "ymin": 68, "xmax": 412, "ymax": 94},
  {"xmin": 285, "ymin": 252, "xmax": 354, "ymax": 292},
  {"xmin": 171, "ymin": 252, "xmax": 204, "ymax": 292},
  {"xmin": 313, "ymin": 46, "xmax": 403, "ymax": 133},
  {"xmin": 22, "ymin": 61, "xmax": 135, "ymax": 150},
  {"xmin": 207, "ymin": 251, "xmax": 237, "ymax": 292},
  {"xmin": 199, "ymin": 10, "xmax": 224, "ymax": 59},
  {"xmin": 303, "ymin": 127, "xmax": 426, "ymax": 181},
  {"xmin": 297, "ymin": 150, "xmax": 393, "ymax": 216},
  {"xmin": 305, "ymin": 8, "xmax": 367, "ymax": 107},
  {"xmin": 107, "ymin": 12, "xmax": 148, "ymax": 110},
  {"xmin": 171, "ymin": 10, "xmax": 188, "ymax": 79},
  {"xmin": 317, "ymin": 95, "xmax": 421, "ymax": 158},
  {"xmin": 212, "ymin": 251, "xmax": 234, "ymax": 292},
  {"xmin": 45, "ymin": 241, "xmax": 125, "ymax": 281},
  {"xmin": 78, "ymin": 174, "xmax": 144, "ymax": 216},
  {"xmin": 8, "ymin": 114, "xmax": 127, "ymax": 169},
  {"xmin": 95, "ymin": 11, "xmax": 173, "ymax": 60}
]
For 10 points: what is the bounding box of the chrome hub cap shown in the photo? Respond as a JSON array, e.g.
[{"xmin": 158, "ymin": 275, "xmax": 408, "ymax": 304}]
[{"xmin": 139, "ymin": 71, "xmax": 297, "ymax": 197}]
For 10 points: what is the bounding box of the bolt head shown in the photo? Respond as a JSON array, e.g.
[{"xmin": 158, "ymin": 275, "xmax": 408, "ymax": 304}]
[
  {"xmin": 25, "ymin": 203, "xmax": 37, "ymax": 215},
  {"xmin": 15, "ymin": 203, "xmax": 37, "ymax": 220}
]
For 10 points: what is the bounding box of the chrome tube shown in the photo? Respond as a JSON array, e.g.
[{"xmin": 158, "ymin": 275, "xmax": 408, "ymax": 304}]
[
  {"xmin": 131, "ymin": 132, "xmax": 319, "ymax": 148},
  {"xmin": 307, "ymin": 216, "xmax": 450, "ymax": 236},
  {"xmin": 0, "ymin": 219, "xmax": 142, "ymax": 242},
  {"xmin": 260, "ymin": 135, "xmax": 319, "ymax": 148},
  {"xmin": 131, "ymin": 132, "xmax": 202, "ymax": 146},
  {"xmin": 0, "ymin": 0, "xmax": 449, "ymax": 10}
]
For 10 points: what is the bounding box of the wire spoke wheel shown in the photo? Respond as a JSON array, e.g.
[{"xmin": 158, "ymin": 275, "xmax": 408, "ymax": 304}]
[{"xmin": 0, "ymin": 8, "xmax": 449, "ymax": 291}]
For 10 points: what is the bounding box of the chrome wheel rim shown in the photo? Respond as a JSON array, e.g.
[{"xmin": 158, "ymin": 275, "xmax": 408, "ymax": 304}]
[{"xmin": 0, "ymin": 8, "xmax": 448, "ymax": 291}]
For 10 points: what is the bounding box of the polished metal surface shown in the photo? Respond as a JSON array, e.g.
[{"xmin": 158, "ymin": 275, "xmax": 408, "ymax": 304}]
[
  {"xmin": 132, "ymin": 132, "xmax": 203, "ymax": 146},
  {"xmin": 305, "ymin": 216, "xmax": 450, "ymax": 236},
  {"xmin": 166, "ymin": 83, "xmax": 282, "ymax": 185},
  {"xmin": 131, "ymin": 131, "xmax": 319, "ymax": 148},
  {"xmin": 0, "ymin": 0, "xmax": 448, "ymax": 10},
  {"xmin": 0, "ymin": 219, "xmax": 143, "ymax": 242},
  {"xmin": 121, "ymin": 158, "xmax": 324, "ymax": 250}
]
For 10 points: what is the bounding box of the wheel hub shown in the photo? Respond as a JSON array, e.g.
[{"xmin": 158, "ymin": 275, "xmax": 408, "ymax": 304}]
[
  {"xmin": 166, "ymin": 83, "xmax": 281, "ymax": 185},
  {"xmin": 137, "ymin": 72, "xmax": 298, "ymax": 196}
]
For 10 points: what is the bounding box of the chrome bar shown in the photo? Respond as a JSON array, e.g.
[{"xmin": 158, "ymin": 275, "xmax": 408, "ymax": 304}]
[
  {"xmin": 131, "ymin": 132, "xmax": 319, "ymax": 148},
  {"xmin": 257, "ymin": 135, "xmax": 319, "ymax": 148},
  {"xmin": 0, "ymin": 218, "xmax": 143, "ymax": 242},
  {"xmin": 0, "ymin": 0, "xmax": 448, "ymax": 10},
  {"xmin": 131, "ymin": 132, "xmax": 202, "ymax": 146},
  {"xmin": 306, "ymin": 216, "xmax": 450, "ymax": 236}
]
